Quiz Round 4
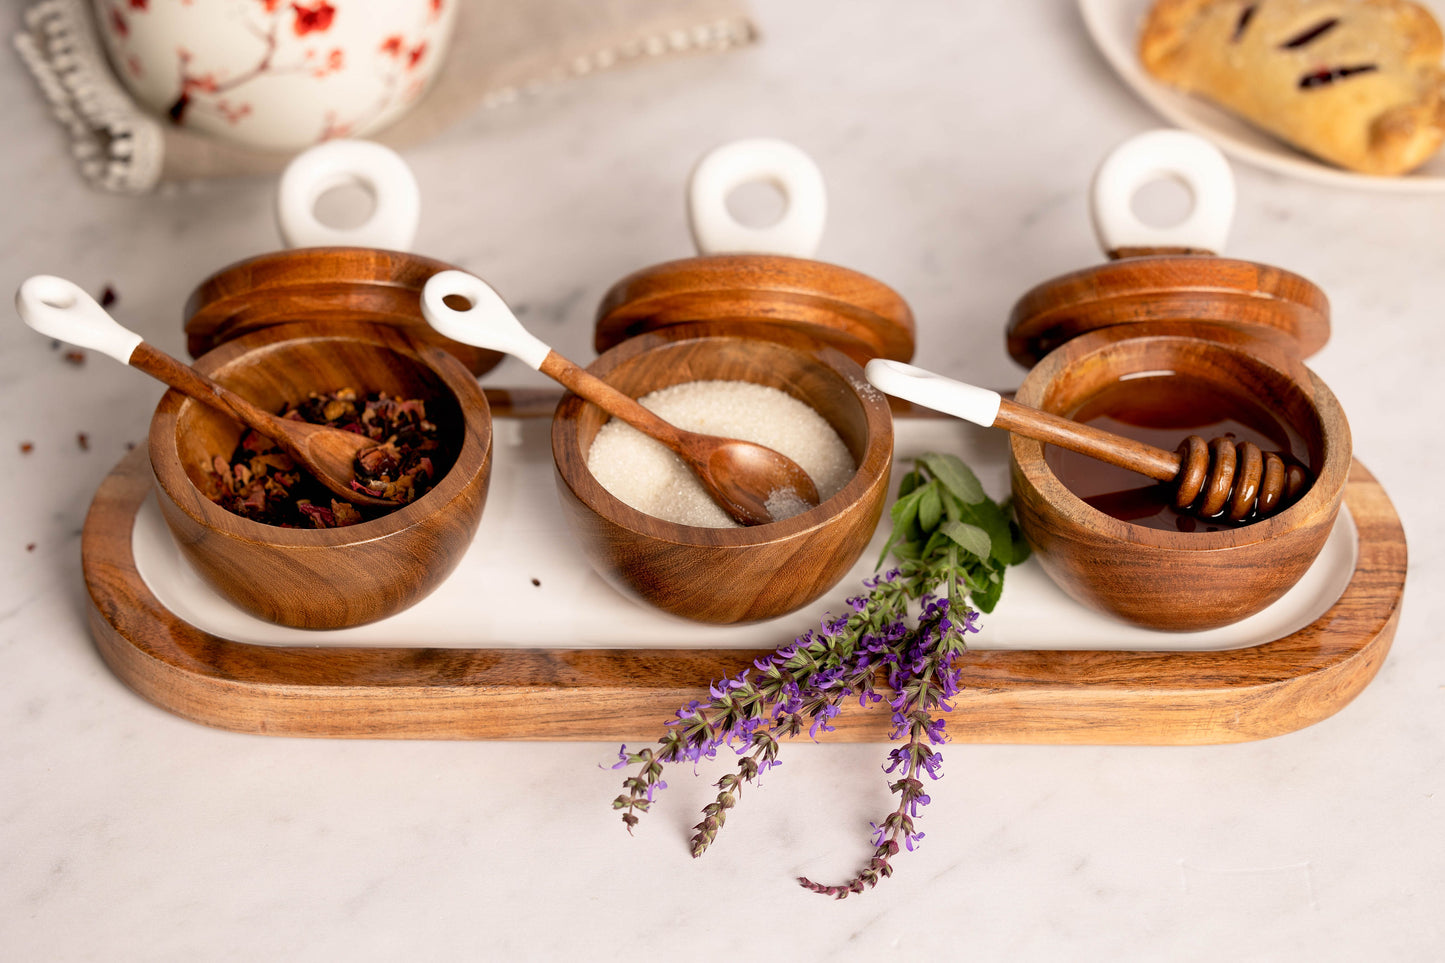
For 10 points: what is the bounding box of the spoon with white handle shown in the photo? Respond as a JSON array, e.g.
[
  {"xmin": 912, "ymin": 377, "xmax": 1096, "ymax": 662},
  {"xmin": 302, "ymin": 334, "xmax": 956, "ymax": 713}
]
[
  {"xmin": 421, "ymin": 270, "xmax": 819, "ymax": 526},
  {"xmin": 16, "ymin": 275, "xmax": 400, "ymax": 508}
]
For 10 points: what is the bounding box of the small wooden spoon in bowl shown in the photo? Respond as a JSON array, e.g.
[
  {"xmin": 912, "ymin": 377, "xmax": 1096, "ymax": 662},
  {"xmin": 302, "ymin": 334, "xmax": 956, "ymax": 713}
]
[
  {"xmin": 420, "ymin": 269, "xmax": 819, "ymax": 526},
  {"xmin": 16, "ymin": 275, "xmax": 399, "ymax": 509}
]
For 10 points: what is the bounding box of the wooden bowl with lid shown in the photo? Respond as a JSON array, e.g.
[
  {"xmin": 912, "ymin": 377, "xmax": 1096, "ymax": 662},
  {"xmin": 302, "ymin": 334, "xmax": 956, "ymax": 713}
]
[
  {"xmin": 152, "ymin": 144, "xmax": 494, "ymax": 629},
  {"xmin": 552, "ymin": 321, "xmax": 893, "ymax": 624},
  {"xmin": 1004, "ymin": 130, "xmax": 1350, "ymax": 631},
  {"xmin": 552, "ymin": 140, "xmax": 909, "ymax": 623},
  {"xmin": 152, "ymin": 316, "xmax": 493, "ymax": 631}
]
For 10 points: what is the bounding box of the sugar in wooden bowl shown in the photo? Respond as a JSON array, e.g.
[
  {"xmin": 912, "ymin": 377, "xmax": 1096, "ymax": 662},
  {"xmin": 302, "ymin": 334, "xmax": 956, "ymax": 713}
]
[
  {"xmin": 550, "ymin": 321, "xmax": 894, "ymax": 625},
  {"xmin": 586, "ymin": 380, "xmax": 855, "ymax": 527}
]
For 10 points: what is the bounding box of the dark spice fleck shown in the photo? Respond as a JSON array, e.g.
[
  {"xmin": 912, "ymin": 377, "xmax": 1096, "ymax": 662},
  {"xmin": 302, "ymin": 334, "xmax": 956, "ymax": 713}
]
[
  {"xmin": 77, "ymin": 432, "xmax": 89, "ymax": 451},
  {"xmin": 26, "ymin": 543, "xmax": 36, "ymax": 552},
  {"xmin": 531, "ymin": 577, "xmax": 541, "ymax": 587},
  {"xmin": 19, "ymin": 442, "xmax": 33, "ymax": 454},
  {"xmin": 209, "ymin": 388, "xmax": 447, "ymax": 528},
  {"xmin": 99, "ymin": 285, "xmax": 117, "ymax": 308},
  {"xmin": 125, "ymin": 441, "xmax": 136, "ymax": 451},
  {"xmin": 63, "ymin": 350, "xmax": 86, "ymax": 366}
]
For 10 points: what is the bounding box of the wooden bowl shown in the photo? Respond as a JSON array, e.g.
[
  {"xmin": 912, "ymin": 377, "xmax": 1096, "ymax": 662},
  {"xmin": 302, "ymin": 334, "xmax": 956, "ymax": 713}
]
[
  {"xmin": 149, "ymin": 320, "xmax": 493, "ymax": 629},
  {"xmin": 550, "ymin": 321, "xmax": 893, "ymax": 624},
  {"xmin": 1009, "ymin": 320, "xmax": 1350, "ymax": 631}
]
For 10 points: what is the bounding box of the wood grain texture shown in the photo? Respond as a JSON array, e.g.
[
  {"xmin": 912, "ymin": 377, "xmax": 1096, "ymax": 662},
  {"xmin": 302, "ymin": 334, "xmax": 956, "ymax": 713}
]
[
  {"xmin": 1005, "ymin": 255, "xmax": 1330, "ymax": 368},
  {"xmin": 594, "ymin": 254, "xmax": 916, "ymax": 364},
  {"xmin": 551, "ymin": 321, "xmax": 893, "ymax": 623},
  {"xmin": 1009, "ymin": 321, "xmax": 1351, "ymax": 631},
  {"xmin": 81, "ymin": 447, "xmax": 1404, "ymax": 743},
  {"xmin": 183, "ymin": 246, "xmax": 505, "ymax": 376},
  {"xmin": 148, "ymin": 321, "xmax": 493, "ymax": 629}
]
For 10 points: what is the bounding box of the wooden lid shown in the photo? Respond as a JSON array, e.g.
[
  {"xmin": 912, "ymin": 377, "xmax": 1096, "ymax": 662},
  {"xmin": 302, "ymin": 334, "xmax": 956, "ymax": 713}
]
[
  {"xmin": 1005, "ymin": 253, "xmax": 1330, "ymax": 369},
  {"xmin": 183, "ymin": 247, "xmax": 503, "ymax": 376},
  {"xmin": 594, "ymin": 254, "xmax": 916, "ymax": 364}
]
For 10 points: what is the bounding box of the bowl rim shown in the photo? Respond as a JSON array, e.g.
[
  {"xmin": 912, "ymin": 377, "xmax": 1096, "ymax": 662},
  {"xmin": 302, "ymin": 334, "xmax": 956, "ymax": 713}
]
[
  {"xmin": 1010, "ymin": 325, "xmax": 1351, "ymax": 550},
  {"xmin": 149, "ymin": 320, "xmax": 492, "ymax": 548},
  {"xmin": 550, "ymin": 321, "xmax": 894, "ymax": 546}
]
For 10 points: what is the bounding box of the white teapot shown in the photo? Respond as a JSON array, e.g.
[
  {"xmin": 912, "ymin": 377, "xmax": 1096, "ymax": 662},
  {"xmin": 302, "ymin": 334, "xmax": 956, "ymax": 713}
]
[{"xmin": 92, "ymin": 0, "xmax": 456, "ymax": 152}]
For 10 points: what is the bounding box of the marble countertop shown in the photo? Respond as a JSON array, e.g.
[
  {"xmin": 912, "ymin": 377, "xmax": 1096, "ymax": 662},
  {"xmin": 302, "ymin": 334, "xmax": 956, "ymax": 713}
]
[{"xmin": 3, "ymin": 3, "xmax": 1441, "ymax": 960}]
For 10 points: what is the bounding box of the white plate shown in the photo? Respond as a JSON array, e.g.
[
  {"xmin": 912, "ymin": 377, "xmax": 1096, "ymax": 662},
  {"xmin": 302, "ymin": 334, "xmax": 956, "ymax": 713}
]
[{"xmin": 1078, "ymin": 0, "xmax": 1445, "ymax": 192}]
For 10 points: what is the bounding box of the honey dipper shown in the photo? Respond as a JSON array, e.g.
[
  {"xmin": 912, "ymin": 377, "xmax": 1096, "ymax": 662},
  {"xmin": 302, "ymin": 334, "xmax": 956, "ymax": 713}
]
[{"xmin": 865, "ymin": 359, "xmax": 1309, "ymax": 522}]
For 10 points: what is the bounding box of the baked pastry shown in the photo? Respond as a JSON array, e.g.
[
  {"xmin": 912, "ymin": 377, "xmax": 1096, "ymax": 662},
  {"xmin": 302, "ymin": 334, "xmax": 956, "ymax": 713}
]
[{"xmin": 1140, "ymin": 0, "xmax": 1445, "ymax": 175}]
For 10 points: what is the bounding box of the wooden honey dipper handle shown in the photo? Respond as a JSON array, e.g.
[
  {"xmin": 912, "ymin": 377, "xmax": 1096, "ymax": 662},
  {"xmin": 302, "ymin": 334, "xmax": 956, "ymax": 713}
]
[
  {"xmin": 864, "ymin": 360, "xmax": 1307, "ymax": 522},
  {"xmin": 991, "ymin": 398, "xmax": 1181, "ymax": 482}
]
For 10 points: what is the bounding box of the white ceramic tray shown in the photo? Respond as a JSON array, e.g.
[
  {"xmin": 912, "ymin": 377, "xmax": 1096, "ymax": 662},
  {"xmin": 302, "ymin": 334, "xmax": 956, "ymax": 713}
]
[{"xmin": 134, "ymin": 417, "xmax": 1358, "ymax": 652}]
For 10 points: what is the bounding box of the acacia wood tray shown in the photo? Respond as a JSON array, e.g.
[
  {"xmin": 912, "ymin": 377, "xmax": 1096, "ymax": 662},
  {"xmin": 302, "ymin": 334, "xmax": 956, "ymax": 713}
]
[{"xmin": 81, "ymin": 443, "xmax": 1406, "ymax": 744}]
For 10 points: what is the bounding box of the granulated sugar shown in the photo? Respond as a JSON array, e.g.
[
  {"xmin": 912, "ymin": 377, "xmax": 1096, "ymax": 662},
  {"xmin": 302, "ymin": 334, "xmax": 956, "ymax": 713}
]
[{"xmin": 586, "ymin": 380, "xmax": 856, "ymax": 528}]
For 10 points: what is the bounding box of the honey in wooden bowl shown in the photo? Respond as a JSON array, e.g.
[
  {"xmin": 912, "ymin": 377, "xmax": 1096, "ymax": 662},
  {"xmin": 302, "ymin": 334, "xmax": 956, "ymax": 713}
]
[
  {"xmin": 1043, "ymin": 370, "xmax": 1311, "ymax": 533},
  {"xmin": 1000, "ymin": 129, "xmax": 1353, "ymax": 631},
  {"xmin": 1008, "ymin": 318, "xmax": 1349, "ymax": 632}
]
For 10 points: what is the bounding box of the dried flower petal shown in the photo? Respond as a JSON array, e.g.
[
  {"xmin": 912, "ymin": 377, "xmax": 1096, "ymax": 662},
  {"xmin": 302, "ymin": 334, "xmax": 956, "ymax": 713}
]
[{"xmin": 207, "ymin": 388, "xmax": 449, "ymax": 528}]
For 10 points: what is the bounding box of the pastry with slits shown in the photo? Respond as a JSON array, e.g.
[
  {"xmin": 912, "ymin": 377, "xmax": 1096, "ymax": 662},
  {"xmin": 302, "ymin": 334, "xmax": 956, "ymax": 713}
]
[{"xmin": 1140, "ymin": 0, "xmax": 1445, "ymax": 175}]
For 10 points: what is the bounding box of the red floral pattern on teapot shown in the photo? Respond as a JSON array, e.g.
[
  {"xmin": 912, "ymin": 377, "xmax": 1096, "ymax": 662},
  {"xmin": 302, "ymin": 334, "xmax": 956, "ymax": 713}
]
[{"xmin": 94, "ymin": 0, "xmax": 456, "ymax": 151}]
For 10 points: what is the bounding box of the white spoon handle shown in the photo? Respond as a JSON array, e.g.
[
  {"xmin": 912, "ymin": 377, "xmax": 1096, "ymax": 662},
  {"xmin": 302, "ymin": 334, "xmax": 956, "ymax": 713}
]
[
  {"xmin": 15, "ymin": 275, "xmax": 143, "ymax": 364},
  {"xmin": 419, "ymin": 269, "xmax": 552, "ymax": 370},
  {"xmin": 863, "ymin": 359, "xmax": 1002, "ymax": 427}
]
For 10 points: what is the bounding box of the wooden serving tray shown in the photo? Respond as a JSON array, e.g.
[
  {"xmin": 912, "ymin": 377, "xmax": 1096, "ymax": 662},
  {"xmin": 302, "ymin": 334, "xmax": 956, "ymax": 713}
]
[{"xmin": 82, "ymin": 436, "xmax": 1406, "ymax": 744}]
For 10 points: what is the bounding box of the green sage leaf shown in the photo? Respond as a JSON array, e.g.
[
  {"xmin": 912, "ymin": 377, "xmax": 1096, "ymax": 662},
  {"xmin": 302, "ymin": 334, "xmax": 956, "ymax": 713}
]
[
  {"xmin": 971, "ymin": 572, "xmax": 1005, "ymax": 613},
  {"xmin": 939, "ymin": 519, "xmax": 991, "ymax": 560},
  {"xmin": 919, "ymin": 452, "xmax": 985, "ymax": 504},
  {"xmin": 956, "ymin": 497, "xmax": 1013, "ymax": 567},
  {"xmin": 918, "ymin": 483, "xmax": 943, "ymax": 533}
]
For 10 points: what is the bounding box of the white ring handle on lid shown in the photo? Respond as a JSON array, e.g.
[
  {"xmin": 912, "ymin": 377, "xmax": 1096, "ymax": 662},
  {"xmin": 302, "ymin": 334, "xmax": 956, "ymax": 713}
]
[
  {"xmin": 1089, "ymin": 129, "xmax": 1235, "ymax": 256},
  {"xmin": 276, "ymin": 140, "xmax": 421, "ymax": 250},
  {"xmin": 687, "ymin": 138, "xmax": 827, "ymax": 258}
]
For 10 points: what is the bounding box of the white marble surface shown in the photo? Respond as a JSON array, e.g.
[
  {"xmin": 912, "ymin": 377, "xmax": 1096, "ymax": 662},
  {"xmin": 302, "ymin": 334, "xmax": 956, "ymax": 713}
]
[{"xmin": 2, "ymin": 3, "xmax": 1442, "ymax": 960}]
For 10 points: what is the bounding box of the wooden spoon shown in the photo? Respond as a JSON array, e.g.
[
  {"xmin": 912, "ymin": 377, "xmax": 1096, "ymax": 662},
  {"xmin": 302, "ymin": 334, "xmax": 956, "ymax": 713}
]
[
  {"xmin": 865, "ymin": 359, "xmax": 1308, "ymax": 521},
  {"xmin": 16, "ymin": 275, "xmax": 398, "ymax": 509},
  {"xmin": 420, "ymin": 270, "xmax": 820, "ymax": 526}
]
